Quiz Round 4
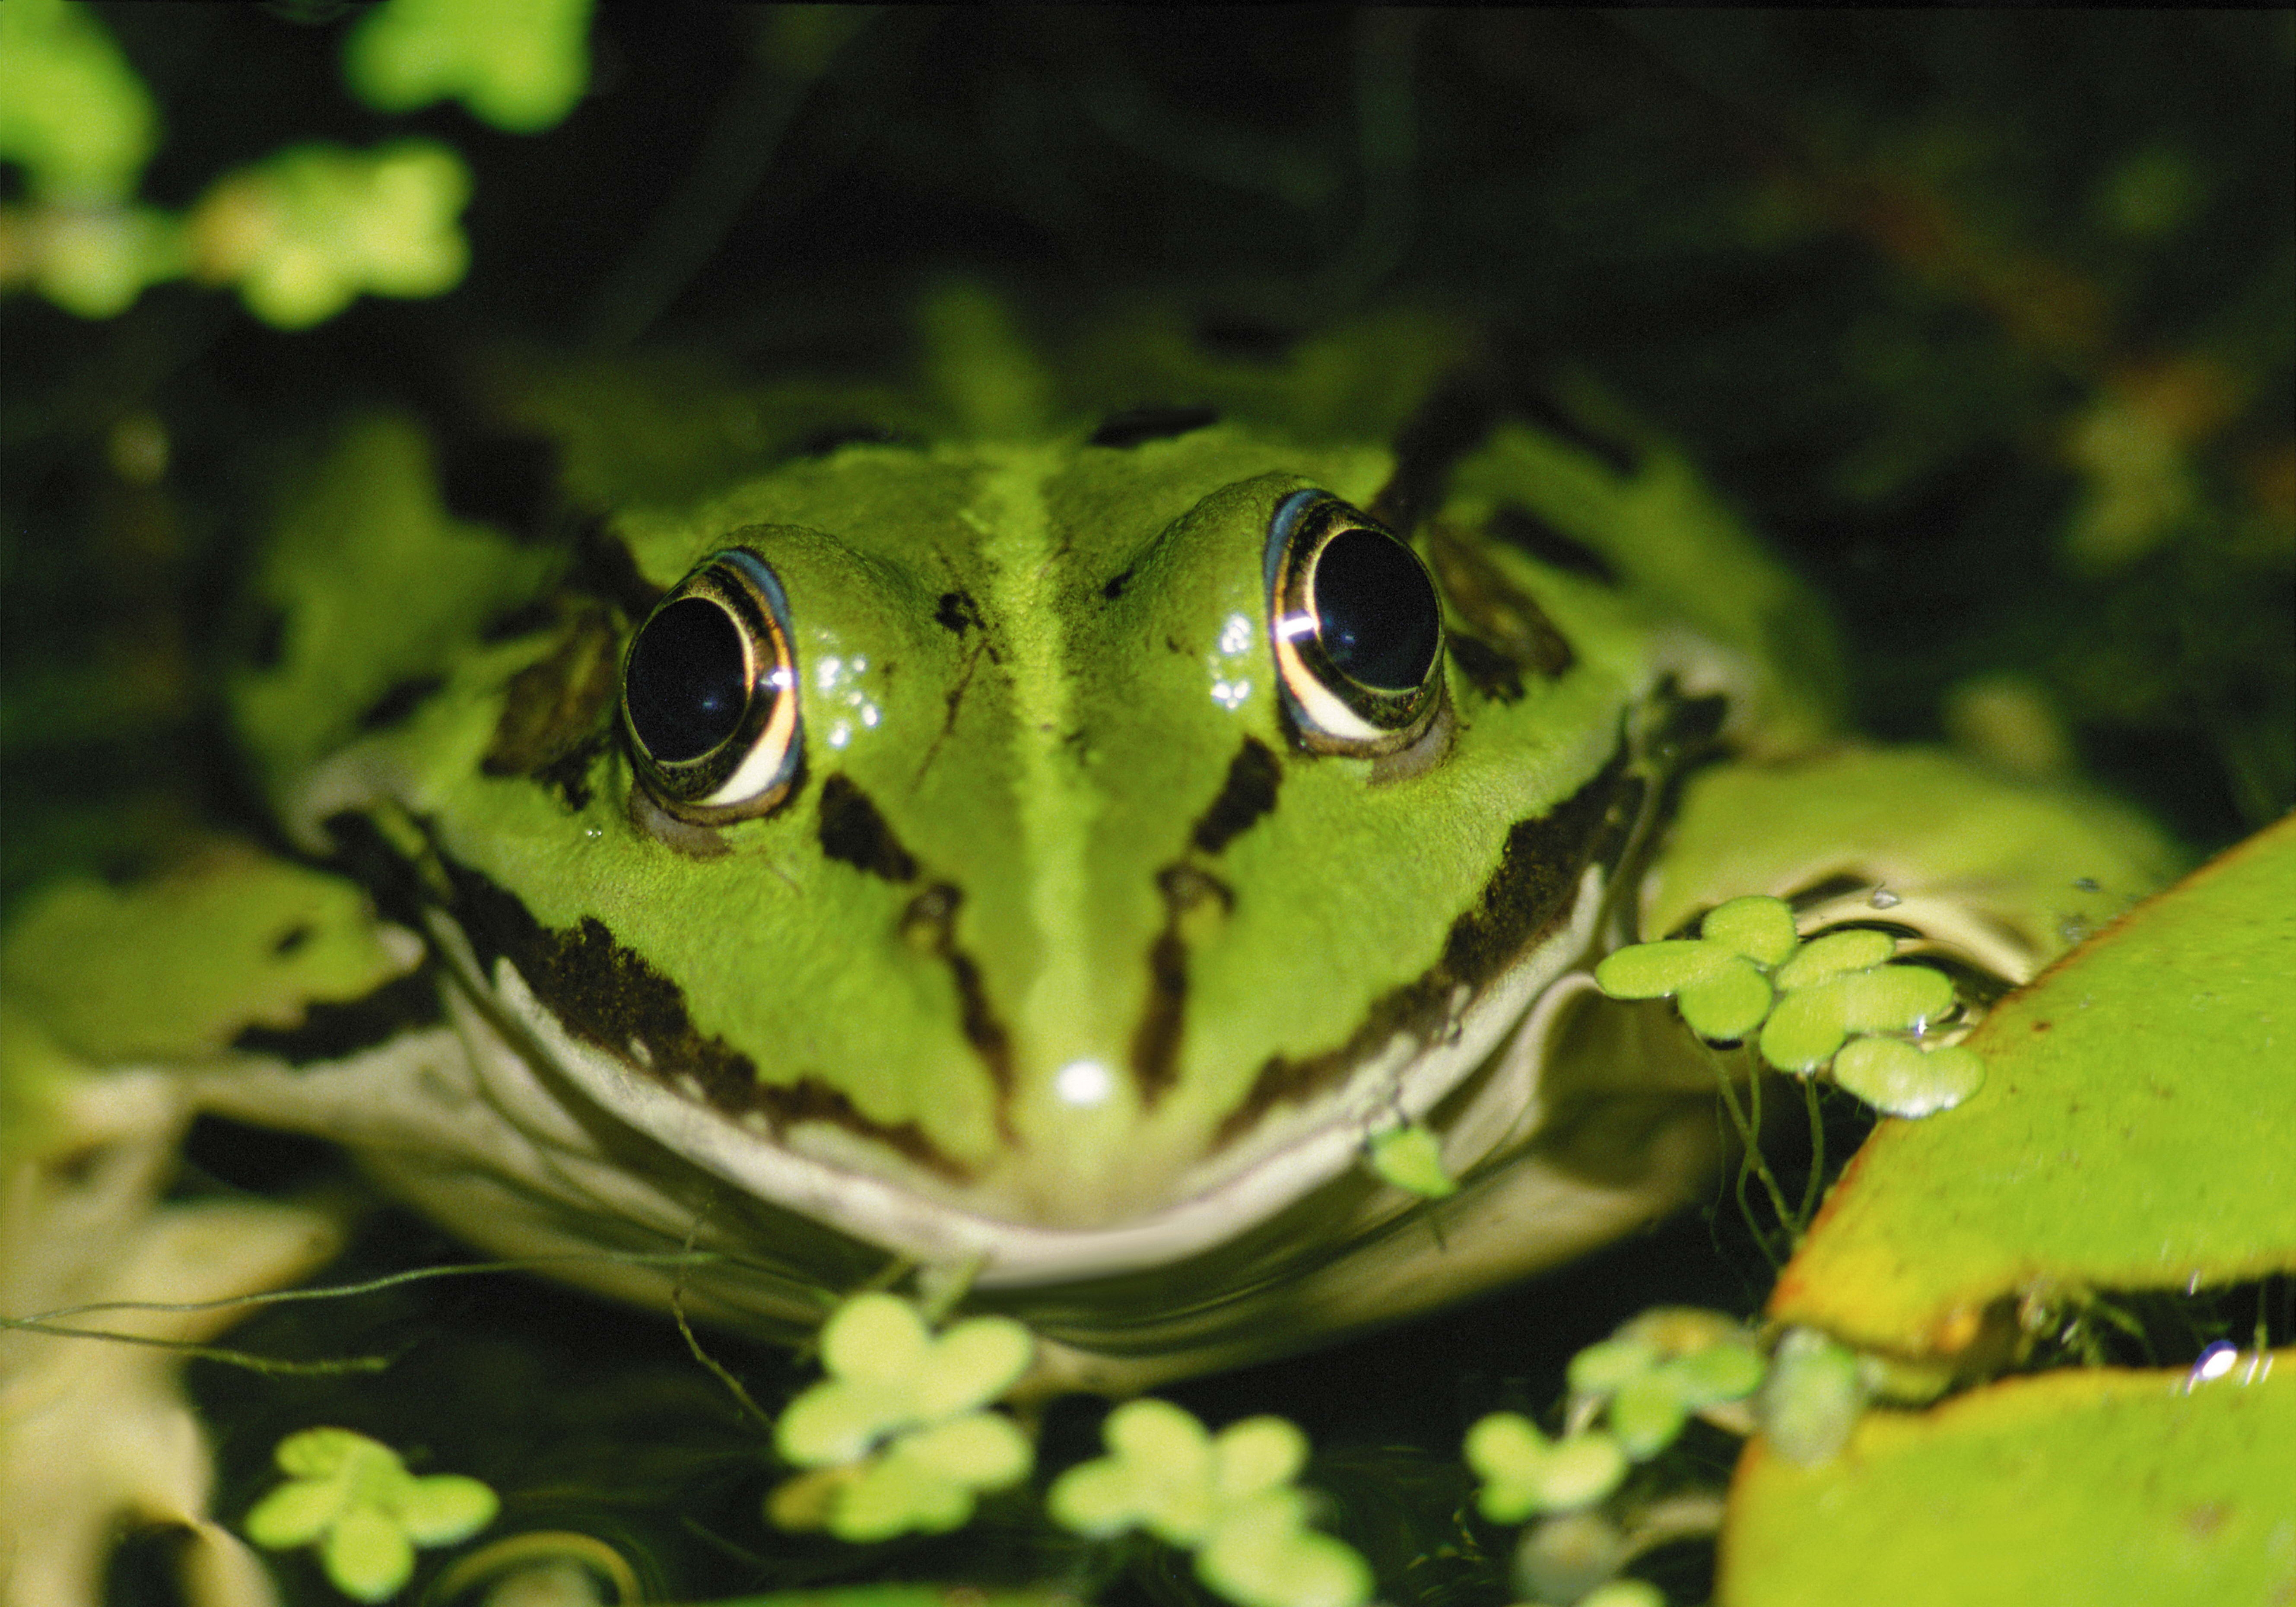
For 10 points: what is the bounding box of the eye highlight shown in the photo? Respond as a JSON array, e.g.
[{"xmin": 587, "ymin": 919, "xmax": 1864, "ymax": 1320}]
[
  {"xmin": 1264, "ymin": 489, "xmax": 1447, "ymax": 754},
  {"xmin": 620, "ymin": 548, "xmax": 802, "ymax": 819}
]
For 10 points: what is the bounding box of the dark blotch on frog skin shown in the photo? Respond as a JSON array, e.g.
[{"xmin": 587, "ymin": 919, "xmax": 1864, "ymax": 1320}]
[
  {"xmin": 935, "ymin": 590, "xmax": 984, "ymax": 635},
  {"xmin": 1191, "ymin": 737, "xmax": 1283, "ymax": 855},
  {"xmin": 357, "ymin": 676, "xmax": 446, "ymax": 732},
  {"xmin": 1129, "ymin": 865, "xmax": 1232, "ymax": 1108},
  {"xmin": 426, "ymin": 838, "xmax": 974, "ymax": 1180},
  {"xmin": 482, "ymin": 602, "xmax": 620, "ymax": 810},
  {"xmin": 1088, "ymin": 404, "xmax": 1221, "ymax": 449},
  {"xmin": 231, "ymin": 964, "xmax": 447, "ymax": 1065},
  {"xmin": 793, "ymin": 424, "xmax": 918, "ymax": 458},
  {"xmin": 1446, "ymin": 635, "xmax": 1525, "ymax": 705},
  {"xmin": 1370, "ymin": 374, "xmax": 1501, "ymax": 536},
  {"xmin": 1216, "ymin": 744, "xmax": 1629, "ymax": 1147},
  {"xmin": 817, "ymin": 774, "xmax": 921, "ymax": 882},
  {"xmin": 1426, "ymin": 524, "xmax": 1575, "ymax": 683},
  {"xmin": 1506, "ymin": 384, "xmax": 1641, "ymax": 480},
  {"xmin": 1483, "ymin": 504, "xmax": 1620, "ymax": 587}
]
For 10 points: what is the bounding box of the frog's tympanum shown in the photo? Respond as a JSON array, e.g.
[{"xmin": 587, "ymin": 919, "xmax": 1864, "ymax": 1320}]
[{"xmin": 0, "ymin": 290, "xmax": 2173, "ymax": 1607}]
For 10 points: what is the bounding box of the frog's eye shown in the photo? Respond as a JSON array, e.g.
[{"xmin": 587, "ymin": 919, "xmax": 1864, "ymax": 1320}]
[
  {"xmin": 1264, "ymin": 489, "xmax": 1446, "ymax": 754},
  {"xmin": 620, "ymin": 549, "xmax": 802, "ymax": 819}
]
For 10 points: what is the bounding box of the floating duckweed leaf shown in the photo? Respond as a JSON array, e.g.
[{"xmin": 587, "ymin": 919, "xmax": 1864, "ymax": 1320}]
[
  {"xmin": 1050, "ymin": 1399, "xmax": 1306, "ymax": 1547},
  {"xmin": 1754, "ymin": 1329, "xmax": 1868, "ymax": 1467},
  {"xmin": 776, "ymin": 1295, "xmax": 1032, "ymax": 1467},
  {"xmin": 244, "ymin": 1428, "xmax": 497, "ymax": 1603},
  {"xmin": 189, "ymin": 141, "xmax": 471, "ymax": 330},
  {"xmin": 823, "ymin": 1413, "xmax": 1033, "ymax": 1542},
  {"xmin": 1195, "ymin": 1488, "xmax": 1373, "ymax": 1607},
  {"xmin": 1772, "ymin": 928, "xmax": 1896, "ymax": 991},
  {"xmin": 1366, "ymin": 1122, "xmax": 1458, "ymax": 1197},
  {"xmin": 1563, "ymin": 1313, "xmax": 1768, "ymax": 1461},
  {"xmin": 1671, "ymin": 1339, "xmax": 1769, "ymax": 1407},
  {"xmin": 345, "ymin": 0, "xmax": 593, "ymax": 133},
  {"xmin": 1771, "ymin": 816, "xmax": 2296, "ymax": 1355},
  {"xmin": 1830, "ymin": 1039, "xmax": 1985, "ymax": 1117},
  {"xmin": 1701, "ymin": 894, "xmax": 1801, "ymax": 964},
  {"xmin": 1051, "ymin": 1401, "xmax": 1366, "ymax": 1607},
  {"xmin": 1464, "ymin": 1413, "xmax": 1629, "ymax": 1521},
  {"xmin": 1568, "ymin": 1336, "xmax": 1661, "ymax": 1397},
  {"xmin": 1594, "ymin": 938, "xmax": 1734, "ymax": 999},
  {"xmin": 1608, "ymin": 1376, "xmax": 1691, "ymax": 1461},
  {"xmin": 1759, "ymin": 965, "xmax": 1955, "ymax": 1073},
  {"xmin": 1676, "ymin": 955, "xmax": 1773, "ymax": 1040}
]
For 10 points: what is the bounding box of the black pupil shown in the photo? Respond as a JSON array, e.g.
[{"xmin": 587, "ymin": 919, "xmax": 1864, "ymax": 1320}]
[
  {"xmin": 1312, "ymin": 527, "xmax": 1441, "ymax": 691},
  {"xmin": 624, "ymin": 597, "xmax": 753, "ymax": 762}
]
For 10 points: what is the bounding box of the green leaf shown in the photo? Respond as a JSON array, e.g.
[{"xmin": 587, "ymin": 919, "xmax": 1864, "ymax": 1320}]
[
  {"xmin": 1196, "ymin": 1489, "xmax": 1373, "ymax": 1607},
  {"xmin": 1677, "ymin": 955, "xmax": 1774, "ymax": 1040},
  {"xmin": 1772, "ymin": 928, "xmax": 1895, "ymax": 991},
  {"xmin": 1701, "ymin": 894, "xmax": 1801, "ymax": 965},
  {"xmin": 242, "ymin": 1478, "xmax": 343, "ymax": 1550},
  {"xmin": 1594, "ymin": 938, "xmax": 1733, "ymax": 998},
  {"xmin": 345, "ymin": 0, "xmax": 593, "ymax": 133},
  {"xmin": 392, "ymin": 1475, "xmax": 498, "ymax": 1547},
  {"xmin": 0, "ymin": 0, "xmax": 156, "ymax": 201},
  {"xmin": 1210, "ymin": 1416, "xmax": 1308, "ymax": 1502},
  {"xmin": 913, "ymin": 1315, "xmax": 1034, "ymax": 1419},
  {"xmin": 1464, "ymin": 1414, "xmax": 1629, "ymax": 1521},
  {"xmin": 321, "ymin": 1505, "xmax": 415, "ymax": 1604},
  {"xmin": 1771, "ymin": 816, "xmax": 2296, "ymax": 1356},
  {"xmin": 1366, "ymin": 1122, "xmax": 1459, "ymax": 1197},
  {"xmin": 1830, "ymin": 1039, "xmax": 1984, "ymax": 1117},
  {"xmin": 1609, "ymin": 1374, "xmax": 1690, "ymax": 1460},
  {"xmin": 1725, "ymin": 1352, "xmax": 2296, "ymax": 1607}
]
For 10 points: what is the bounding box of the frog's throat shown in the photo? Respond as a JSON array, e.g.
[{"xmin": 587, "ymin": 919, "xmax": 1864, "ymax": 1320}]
[{"xmin": 419, "ymin": 839, "xmax": 1620, "ymax": 1287}]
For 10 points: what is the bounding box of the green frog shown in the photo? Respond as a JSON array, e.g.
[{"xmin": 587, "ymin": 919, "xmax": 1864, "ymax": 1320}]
[{"xmin": 0, "ymin": 288, "xmax": 2172, "ymax": 1606}]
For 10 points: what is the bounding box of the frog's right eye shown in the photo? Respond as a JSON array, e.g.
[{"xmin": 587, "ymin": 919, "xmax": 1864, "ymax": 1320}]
[{"xmin": 621, "ymin": 549, "xmax": 802, "ymax": 819}]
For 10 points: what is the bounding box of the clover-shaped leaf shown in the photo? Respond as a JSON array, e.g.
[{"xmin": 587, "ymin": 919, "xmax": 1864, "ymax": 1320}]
[
  {"xmin": 775, "ymin": 1292, "xmax": 1032, "ymax": 1467},
  {"xmin": 1565, "ymin": 1309, "xmax": 1768, "ymax": 1457},
  {"xmin": 819, "ymin": 1411, "xmax": 1034, "ymax": 1542},
  {"xmin": 346, "ymin": 0, "xmax": 592, "ymax": 134},
  {"xmin": 1051, "ymin": 1397, "xmax": 1304, "ymax": 1546},
  {"xmin": 1053, "ymin": 1401, "xmax": 1367, "ymax": 1607},
  {"xmin": 1196, "ymin": 1488, "xmax": 1375, "ymax": 1607},
  {"xmin": 244, "ymin": 1429, "xmax": 496, "ymax": 1604},
  {"xmin": 0, "ymin": 0, "xmax": 157, "ymax": 203},
  {"xmin": 1464, "ymin": 1413, "xmax": 1628, "ymax": 1522},
  {"xmin": 1367, "ymin": 1121, "xmax": 1458, "ymax": 1198},
  {"xmin": 1594, "ymin": 895, "xmax": 1798, "ymax": 1041},
  {"xmin": 1760, "ymin": 960, "xmax": 1955, "ymax": 1073},
  {"xmin": 1831, "ymin": 1037, "xmax": 1986, "ymax": 1116},
  {"xmin": 187, "ymin": 141, "xmax": 470, "ymax": 330}
]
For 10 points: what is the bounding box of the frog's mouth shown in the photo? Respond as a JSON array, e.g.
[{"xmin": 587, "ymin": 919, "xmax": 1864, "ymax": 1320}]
[
  {"xmin": 411, "ymin": 736, "xmax": 1659, "ymax": 1293},
  {"xmin": 435, "ymin": 857, "xmax": 1612, "ymax": 1287}
]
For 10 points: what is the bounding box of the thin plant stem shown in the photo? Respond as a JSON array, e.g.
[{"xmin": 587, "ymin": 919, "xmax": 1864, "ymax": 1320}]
[{"xmin": 1798, "ymin": 1073, "xmax": 1826, "ymax": 1229}]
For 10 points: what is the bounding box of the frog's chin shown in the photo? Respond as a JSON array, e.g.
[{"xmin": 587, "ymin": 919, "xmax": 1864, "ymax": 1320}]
[{"xmin": 428, "ymin": 864, "xmax": 1633, "ymax": 1290}]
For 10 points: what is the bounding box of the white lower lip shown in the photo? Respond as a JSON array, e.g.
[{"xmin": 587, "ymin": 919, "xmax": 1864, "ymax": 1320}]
[{"xmin": 435, "ymin": 862, "xmax": 1605, "ymax": 1288}]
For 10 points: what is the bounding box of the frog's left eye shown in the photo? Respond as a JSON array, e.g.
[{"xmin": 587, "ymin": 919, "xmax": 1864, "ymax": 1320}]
[
  {"xmin": 620, "ymin": 549, "xmax": 802, "ymax": 819},
  {"xmin": 1265, "ymin": 489, "xmax": 1446, "ymax": 755}
]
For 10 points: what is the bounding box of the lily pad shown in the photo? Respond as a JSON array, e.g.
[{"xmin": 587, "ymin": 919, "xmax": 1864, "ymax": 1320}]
[
  {"xmin": 1770, "ymin": 814, "xmax": 2296, "ymax": 1355},
  {"xmin": 1721, "ymin": 1353, "xmax": 2296, "ymax": 1606}
]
